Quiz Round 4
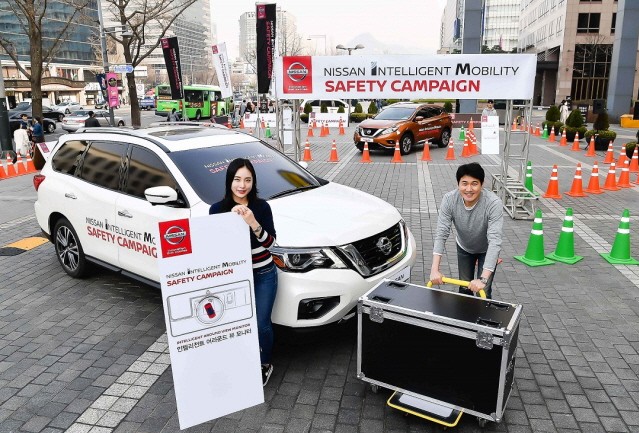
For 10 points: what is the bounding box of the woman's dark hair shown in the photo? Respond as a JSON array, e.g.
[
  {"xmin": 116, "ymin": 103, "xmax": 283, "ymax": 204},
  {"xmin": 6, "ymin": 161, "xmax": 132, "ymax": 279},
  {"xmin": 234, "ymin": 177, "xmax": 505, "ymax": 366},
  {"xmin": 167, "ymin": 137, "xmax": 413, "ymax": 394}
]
[
  {"xmin": 221, "ymin": 158, "xmax": 259, "ymax": 211},
  {"xmin": 456, "ymin": 162, "xmax": 485, "ymax": 184}
]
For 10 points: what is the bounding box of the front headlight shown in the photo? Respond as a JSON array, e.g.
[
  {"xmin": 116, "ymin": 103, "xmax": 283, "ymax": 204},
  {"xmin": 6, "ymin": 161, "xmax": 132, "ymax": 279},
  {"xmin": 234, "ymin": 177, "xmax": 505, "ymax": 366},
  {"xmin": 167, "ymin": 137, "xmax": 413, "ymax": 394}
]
[
  {"xmin": 379, "ymin": 125, "xmax": 399, "ymax": 135},
  {"xmin": 355, "ymin": 126, "xmax": 362, "ymax": 135},
  {"xmin": 271, "ymin": 247, "xmax": 347, "ymax": 272}
]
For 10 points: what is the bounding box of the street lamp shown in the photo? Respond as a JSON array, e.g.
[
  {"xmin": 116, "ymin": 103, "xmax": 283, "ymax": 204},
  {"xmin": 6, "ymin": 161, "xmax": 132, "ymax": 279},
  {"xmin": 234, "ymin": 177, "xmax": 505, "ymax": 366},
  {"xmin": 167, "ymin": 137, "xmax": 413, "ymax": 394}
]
[
  {"xmin": 336, "ymin": 44, "xmax": 365, "ymax": 55},
  {"xmin": 307, "ymin": 35, "xmax": 327, "ymax": 55}
]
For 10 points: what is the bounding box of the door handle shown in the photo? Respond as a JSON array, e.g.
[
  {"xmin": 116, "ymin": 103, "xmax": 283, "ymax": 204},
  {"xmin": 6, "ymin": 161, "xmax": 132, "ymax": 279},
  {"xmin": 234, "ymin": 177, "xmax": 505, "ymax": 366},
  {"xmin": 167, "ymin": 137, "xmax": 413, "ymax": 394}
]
[
  {"xmin": 118, "ymin": 210, "xmax": 133, "ymax": 218},
  {"xmin": 64, "ymin": 193, "xmax": 77, "ymax": 199}
]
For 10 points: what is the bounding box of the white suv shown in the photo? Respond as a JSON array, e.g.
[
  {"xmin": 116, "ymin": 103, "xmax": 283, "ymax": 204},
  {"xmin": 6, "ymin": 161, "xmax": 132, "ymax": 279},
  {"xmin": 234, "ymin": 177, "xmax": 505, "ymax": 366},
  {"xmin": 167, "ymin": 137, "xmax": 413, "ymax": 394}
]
[{"xmin": 33, "ymin": 125, "xmax": 416, "ymax": 328}]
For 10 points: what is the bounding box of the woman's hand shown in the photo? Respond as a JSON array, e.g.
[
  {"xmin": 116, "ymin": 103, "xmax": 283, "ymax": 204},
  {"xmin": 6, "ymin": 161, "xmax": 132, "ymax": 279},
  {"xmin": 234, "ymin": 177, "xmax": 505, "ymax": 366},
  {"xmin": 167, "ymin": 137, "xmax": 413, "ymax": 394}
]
[
  {"xmin": 429, "ymin": 270, "xmax": 444, "ymax": 285},
  {"xmin": 231, "ymin": 205, "xmax": 259, "ymax": 228}
]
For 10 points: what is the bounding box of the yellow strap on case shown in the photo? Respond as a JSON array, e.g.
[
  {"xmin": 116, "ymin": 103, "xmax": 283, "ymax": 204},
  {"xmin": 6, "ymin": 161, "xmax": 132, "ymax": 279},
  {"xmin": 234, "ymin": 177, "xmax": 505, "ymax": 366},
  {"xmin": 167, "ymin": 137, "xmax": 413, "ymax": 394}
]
[{"xmin": 427, "ymin": 276, "xmax": 486, "ymax": 299}]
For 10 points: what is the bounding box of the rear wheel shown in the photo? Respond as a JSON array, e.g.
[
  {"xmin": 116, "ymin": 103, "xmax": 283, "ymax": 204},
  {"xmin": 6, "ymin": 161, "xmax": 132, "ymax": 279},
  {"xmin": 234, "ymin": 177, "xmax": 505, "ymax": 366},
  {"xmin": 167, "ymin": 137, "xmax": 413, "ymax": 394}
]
[
  {"xmin": 46, "ymin": 122, "xmax": 56, "ymax": 133},
  {"xmin": 437, "ymin": 128, "xmax": 451, "ymax": 148},
  {"xmin": 400, "ymin": 134, "xmax": 414, "ymax": 155},
  {"xmin": 53, "ymin": 218, "xmax": 87, "ymax": 278},
  {"xmin": 117, "ymin": 120, "xmax": 125, "ymax": 127}
]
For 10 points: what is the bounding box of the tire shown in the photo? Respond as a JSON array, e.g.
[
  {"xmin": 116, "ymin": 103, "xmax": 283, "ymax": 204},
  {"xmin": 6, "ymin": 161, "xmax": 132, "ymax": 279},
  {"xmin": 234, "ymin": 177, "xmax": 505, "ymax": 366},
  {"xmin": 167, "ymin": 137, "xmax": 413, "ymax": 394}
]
[
  {"xmin": 46, "ymin": 123, "xmax": 56, "ymax": 133},
  {"xmin": 400, "ymin": 133, "xmax": 414, "ymax": 155},
  {"xmin": 195, "ymin": 110, "xmax": 202, "ymax": 120},
  {"xmin": 220, "ymin": 109, "xmax": 226, "ymax": 115},
  {"xmin": 58, "ymin": 114, "xmax": 64, "ymax": 122},
  {"xmin": 53, "ymin": 218, "xmax": 87, "ymax": 278},
  {"xmin": 117, "ymin": 120, "xmax": 125, "ymax": 127},
  {"xmin": 437, "ymin": 128, "xmax": 451, "ymax": 148},
  {"xmin": 355, "ymin": 143, "xmax": 364, "ymax": 152}
]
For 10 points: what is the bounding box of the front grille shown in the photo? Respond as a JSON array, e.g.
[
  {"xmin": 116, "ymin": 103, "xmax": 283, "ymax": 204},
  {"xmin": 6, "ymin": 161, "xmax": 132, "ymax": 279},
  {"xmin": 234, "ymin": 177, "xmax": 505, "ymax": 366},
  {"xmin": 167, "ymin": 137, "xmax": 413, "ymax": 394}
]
[
  {"xmin": 360, "ymin": 128, "xmax": 381, "ymax": 137},
  {"xmin": 337, "ymin": 222, "xmax": 406, "ymax": 277}
]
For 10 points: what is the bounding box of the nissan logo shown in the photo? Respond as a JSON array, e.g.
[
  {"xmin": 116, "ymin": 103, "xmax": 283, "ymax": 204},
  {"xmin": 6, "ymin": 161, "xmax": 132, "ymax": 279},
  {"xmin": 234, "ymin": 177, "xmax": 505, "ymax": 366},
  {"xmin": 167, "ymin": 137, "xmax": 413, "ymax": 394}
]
[
  {"xmin": 365, "ymin": 129, "xmax": 372, "ymax": 135},
  {"xmin": 286, "ymin": 62, "xmax": 308, "ymax": 82},
  {"xmin": 376, "ymin": 237, "xmax": 392, "ymax": 255},
  {"xmin": 164, "ymin": 226, "xmax": 187, "ymax": 245}
]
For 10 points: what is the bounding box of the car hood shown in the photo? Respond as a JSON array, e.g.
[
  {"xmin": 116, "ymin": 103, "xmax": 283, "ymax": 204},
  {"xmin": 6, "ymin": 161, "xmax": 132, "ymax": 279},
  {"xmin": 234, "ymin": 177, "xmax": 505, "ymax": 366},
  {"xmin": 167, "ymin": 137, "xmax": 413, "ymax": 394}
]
[
  {"xmin": 268, "ymin": 182, "xmax": 401, "ymax": 247},
  {"xmin": 359, "ymin": 118, "xmax": 405, "ymax": 129}
]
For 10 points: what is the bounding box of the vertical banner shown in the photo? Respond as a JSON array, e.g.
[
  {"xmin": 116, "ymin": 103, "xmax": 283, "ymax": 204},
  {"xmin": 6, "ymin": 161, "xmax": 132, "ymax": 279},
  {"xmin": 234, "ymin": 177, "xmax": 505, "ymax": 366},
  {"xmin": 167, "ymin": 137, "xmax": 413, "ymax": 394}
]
[
  {"xmin": 256, "ymin": 3, "xmax": 276, "ymax": 94},
  {"xmin": 480, "ymin": 115, "xmax": 500, "ymax": 154},
  {"xmin": 211, "ymin": 43, "xmax": 233, "ymax": 98},
  {"xmin": 161, "ymin": 36, "xmax": 184, "ymax": 100},
  {"xmin": 157, "ymin": 214, "xmax": 263, "ymax": 430},
  {"xmin": 106, "ymin": 72, "xmax": 119, "ymax": 108}
]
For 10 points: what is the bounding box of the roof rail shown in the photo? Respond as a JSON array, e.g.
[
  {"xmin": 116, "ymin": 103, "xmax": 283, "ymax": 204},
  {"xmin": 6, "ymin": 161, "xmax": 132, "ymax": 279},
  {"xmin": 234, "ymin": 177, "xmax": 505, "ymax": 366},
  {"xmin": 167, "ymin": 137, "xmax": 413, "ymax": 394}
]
[{"xmin": 148, "ymin": 121, "xmax": 231, "ymax": 129}]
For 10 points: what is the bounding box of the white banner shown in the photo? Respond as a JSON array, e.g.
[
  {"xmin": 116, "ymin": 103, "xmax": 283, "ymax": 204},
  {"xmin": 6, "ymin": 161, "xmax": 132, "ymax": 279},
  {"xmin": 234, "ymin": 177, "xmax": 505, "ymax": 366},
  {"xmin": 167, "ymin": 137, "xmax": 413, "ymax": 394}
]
[
  {"xmin": 276, "ymin": 54, "xmax": 536, "ymax": 99},
  {"xmin": 243, "ymin": 113, "xmax": 278, "ymax": 128},
  {"xmin": 308, "ymin": 112, "xmax": 348, "ymax": 127},
  {"xmin": 157, "ymin": 214, "xmax": 263, "ymax": 430},
  {"xmin": 212, "ymin": 43, "xmax": 233, "ymax": 98},
  {"xmin": 480, "ymin": 115, "xmax": 500, "ymax": 154}
]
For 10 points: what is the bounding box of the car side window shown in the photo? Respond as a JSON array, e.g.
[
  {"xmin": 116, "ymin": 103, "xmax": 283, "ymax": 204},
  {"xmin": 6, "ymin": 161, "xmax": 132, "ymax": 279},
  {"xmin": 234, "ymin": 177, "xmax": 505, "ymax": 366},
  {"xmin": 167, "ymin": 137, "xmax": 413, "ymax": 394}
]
[
  {"xmin": 124, "ymin": 146, "xmax": 180, "ymax": 199},
  {"xmin": 51, "ymin": 140, "xmax": 88, "ymax": 176},
  {"xmin": 416, "ymin": 109, "xmax": 430, "ymax": 119},
  {"xmin": 80, "ymin": 141, "xmax": 127, "ymax": 191}
]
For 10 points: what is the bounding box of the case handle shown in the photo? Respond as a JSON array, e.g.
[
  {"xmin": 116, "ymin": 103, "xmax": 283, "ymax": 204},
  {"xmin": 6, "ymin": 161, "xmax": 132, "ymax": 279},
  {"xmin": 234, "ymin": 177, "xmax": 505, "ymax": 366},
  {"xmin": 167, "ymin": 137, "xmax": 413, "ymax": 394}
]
[{"xmin": 427, "ymin": 276, "xmax": 487, "ymax": 299}]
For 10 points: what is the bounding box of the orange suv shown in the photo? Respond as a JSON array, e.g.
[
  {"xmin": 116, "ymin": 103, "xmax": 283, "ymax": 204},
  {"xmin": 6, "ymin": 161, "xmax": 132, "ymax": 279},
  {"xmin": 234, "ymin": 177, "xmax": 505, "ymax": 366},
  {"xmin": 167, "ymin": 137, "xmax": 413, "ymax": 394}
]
[{"xmin": 354, "ymin": 103, "xmax": 452, "ymax": 154}]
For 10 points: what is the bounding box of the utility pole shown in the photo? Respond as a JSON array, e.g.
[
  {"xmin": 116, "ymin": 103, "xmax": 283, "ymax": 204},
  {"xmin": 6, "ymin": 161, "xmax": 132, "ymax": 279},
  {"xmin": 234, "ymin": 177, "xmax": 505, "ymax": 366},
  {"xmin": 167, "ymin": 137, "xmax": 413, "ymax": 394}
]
[
  {"xmin": 0, "ymin": 72, "xmax": 12, "ymax": 154},
  {"xmin": 96, "ymin": 0, "xmax": 115, "ymax": 126}
]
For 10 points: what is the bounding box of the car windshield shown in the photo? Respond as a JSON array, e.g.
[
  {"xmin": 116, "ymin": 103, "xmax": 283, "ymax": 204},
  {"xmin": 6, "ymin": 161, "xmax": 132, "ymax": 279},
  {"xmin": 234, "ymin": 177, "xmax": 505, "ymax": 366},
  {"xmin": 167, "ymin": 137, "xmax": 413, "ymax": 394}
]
[
  {"xmin": 168, "ymin": 141, "xmax": 321, "ymax": 205},
  {"xmin": 13, "ymin": 102, "xmax": 31, "ymax": 111},
  {"xmin": 373, "ymin": 107, "xmax": 416, "ymax": 121}
]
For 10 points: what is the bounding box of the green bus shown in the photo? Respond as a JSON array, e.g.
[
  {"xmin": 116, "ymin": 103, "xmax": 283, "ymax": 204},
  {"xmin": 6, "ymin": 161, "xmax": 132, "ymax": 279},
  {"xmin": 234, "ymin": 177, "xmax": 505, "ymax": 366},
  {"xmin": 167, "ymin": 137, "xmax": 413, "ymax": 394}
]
[{"xmin": 155, "ymin": 84, "xmax": 230, "ymax": 120}]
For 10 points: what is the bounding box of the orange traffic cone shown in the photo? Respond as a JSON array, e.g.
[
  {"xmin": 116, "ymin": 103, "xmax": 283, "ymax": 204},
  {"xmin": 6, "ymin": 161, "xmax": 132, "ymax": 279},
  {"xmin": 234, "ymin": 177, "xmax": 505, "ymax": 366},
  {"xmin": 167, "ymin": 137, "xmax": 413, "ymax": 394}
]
[
  {"xmin": 240, "ymin": 117, "xmax": 245, "ymax": 129},
  {"xmin": 548, "ymin": 127, "xmax": 556, "ymax": 143},
  {"xmin": 570, "ymin": 132, "xmax": 581, "ymax": 151},
  {"xmin": 629, "ymin": 146, "xmax": 639, "ymax": 173},
  {"xmin": 324, "ymin": 121, "xmax": 331, "ymax": 136},
  {"xmin": 227, "ymin": 118, "xmax": 232, "ymax": 129},
  {"xmin": 511, "ymin": 118, "xmax": 518, "ymax": 131},
  {"xmin": 338, "ymin": 119, "xmax": 345, "ymax": 135},
  {"xmin": 618, "ymin": 158, "xmax": 632, "ymax": 188},
  {"xmin": 535, "ymin": 123, "xmax": 541, "ymax": 136},
  {"xmin": 585, "ymin": 136, "xmax": 596, "ymax": 157},
  {"xmin": 445, "ymin": 138, "xmax": 456, "ymax": 160},
  {"xmin": 470, "ymin": 133, "xmax": 479, "ymax": 155},
  {"xmin": 260, "ymin": 118, "xmax": 266, "ymax": 130},
  {"xmin": 559, "ymin": 128, "xmax": 567, "ymax": 146},
  {"xmin": 390, "ymin": 142, "xmax": 404, "ymax": 163},
  {"xmin": 603, "ymin": 142, "xmax": 615, "ymax": 164},
  {"xmin": 529, "ymin": 124, "xmax": 535, "ymax": 135},
  {"xmin": 461, "ymin": 138, "xmax": 471, "ymax": 158},
  {"xmin": 0, "ymin": 163, "xmax": 6, "ymax": 180},
  {"xmin": 302, "ymin": 140, "xmax": 313, "ymax": 162},
  {"xmin": 25, "ymin": 153, "xmax": 36, "ymax": 173},
  {"xmin": 328, "ymin": 140, "xmax": 339, "ymax": 162},
  {"xmin": 468, "ymin": 118, "xmax": 474, "ymax": 132},
  {"xmin": 5, "ymin": 155, "xmax": 16, "ymax": 177},
  {"xmin": 15, "ymin": 154, "xmax": 26, "ymax": 175},
  {"xmin": 420, "ymin": 142, "xmax": 432, "ymax": 161},
  {"xmin": 360, "ymin": 142, "xmax": 372, "ymax": 163},
  {"xmin": 565, "ymin": 163, "xmax": 587, "ymax": 197},
  {"xmin": 603, "ymin": 162, "xmax": 620, "ymax": 191},
  {"xmin": 584, "ymin": 162, "xmax": 604, "ymax": 194},
  {"xmin": 617, "ymin": 149, "xmax": 627, "ymax": 169},
  {"xmin": 307, "ymin": 122, "xmax": 314, "ymax": 137},
  {"xmin": 543, "ymin": 164, "xmax": 562, "ymax": 199}
]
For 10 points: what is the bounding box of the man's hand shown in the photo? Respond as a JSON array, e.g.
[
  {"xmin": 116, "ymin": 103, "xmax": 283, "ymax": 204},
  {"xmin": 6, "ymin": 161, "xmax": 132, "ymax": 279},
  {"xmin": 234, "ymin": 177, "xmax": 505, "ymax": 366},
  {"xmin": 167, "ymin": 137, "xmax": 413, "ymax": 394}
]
[{"xmin": 468, "ymin": 279, "xmax": 487, "ymax": 293}]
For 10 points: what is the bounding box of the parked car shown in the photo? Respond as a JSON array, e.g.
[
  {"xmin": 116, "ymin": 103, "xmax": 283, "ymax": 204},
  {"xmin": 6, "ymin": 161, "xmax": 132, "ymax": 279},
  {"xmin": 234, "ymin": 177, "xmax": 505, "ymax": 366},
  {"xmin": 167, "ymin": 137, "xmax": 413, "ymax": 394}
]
[
  {"xmin": 300, "ymin": 99, "xmax": 350, "ymax": 114},
  {"xmin": 10, "ymin": 106, "xmax": 65, "ymax": 123},
  {"xmin": 353, "ymin": 102, "xmax": 453, "ymax": 154},
  {"xmin": 8, "ymin": 112, "xmax": 56, "ymax": 134},
  {"xmin": 33, "ymin": 125, "xmax": 416, "ymax": 328},
  {"xmin": 51, "ymin": 101, "xmax": 83, "ymax": 114},
  {"xmin": 139, "ymin": 96, "xmax": 156, "ymax": 110},
  {"xmin": 61, "ymin": 109, "xmax": 125, "ymax": 132}
]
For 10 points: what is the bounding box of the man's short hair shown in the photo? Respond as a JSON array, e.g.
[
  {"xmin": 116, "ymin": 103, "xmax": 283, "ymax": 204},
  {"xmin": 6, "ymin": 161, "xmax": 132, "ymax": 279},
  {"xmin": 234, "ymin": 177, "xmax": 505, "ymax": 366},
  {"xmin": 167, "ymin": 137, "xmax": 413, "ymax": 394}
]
[
  {"xmin": 456, "ymin": 162, "xmax": 485, "ymax": 184},
  {"xmin": 88, "ymin": 110, "xmax": 95, "ymax": 117},
  {"xmin": 487, "ymin": 99, "xmax": 494, "ymax": 104}
]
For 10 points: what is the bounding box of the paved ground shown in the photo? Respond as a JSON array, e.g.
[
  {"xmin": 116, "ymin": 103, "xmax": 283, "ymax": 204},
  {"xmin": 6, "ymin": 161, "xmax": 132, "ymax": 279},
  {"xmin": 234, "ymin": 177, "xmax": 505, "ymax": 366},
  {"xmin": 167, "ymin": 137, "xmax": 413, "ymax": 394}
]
[{"xmin": 1, "ymin": 113, "xmax": 639, "ymax": 433}]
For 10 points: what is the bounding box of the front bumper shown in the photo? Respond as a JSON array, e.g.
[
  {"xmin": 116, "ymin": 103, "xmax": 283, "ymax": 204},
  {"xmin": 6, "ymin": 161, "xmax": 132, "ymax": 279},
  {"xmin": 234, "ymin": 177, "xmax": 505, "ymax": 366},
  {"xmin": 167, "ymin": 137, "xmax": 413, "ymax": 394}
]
[
  {"xmin": 271, "ymin": 229, "xmax": 417, "ymax": 328},
  {"xmin": 353, "ymin": 132, "xmax": 400, "ymax": 151}
]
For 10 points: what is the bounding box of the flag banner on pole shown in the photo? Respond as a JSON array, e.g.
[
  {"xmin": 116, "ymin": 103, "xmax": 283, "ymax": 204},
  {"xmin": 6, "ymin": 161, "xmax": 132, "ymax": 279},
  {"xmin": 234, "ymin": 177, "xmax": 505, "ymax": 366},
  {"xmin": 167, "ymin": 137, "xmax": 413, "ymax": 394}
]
[
  {"xmin": 256, "ymin": 3, "xmax": 276, "ymax": 94},
  {"xmin": 161, "ymin": 36, "xmax": 184, "ymax": 100},
  {"xmin": 212, "ymin": 43, "xmax": 233, "ymax": 98},
  {"xmin": 106, "ymin": 72, "xmax": 119, "ymax": 108}
]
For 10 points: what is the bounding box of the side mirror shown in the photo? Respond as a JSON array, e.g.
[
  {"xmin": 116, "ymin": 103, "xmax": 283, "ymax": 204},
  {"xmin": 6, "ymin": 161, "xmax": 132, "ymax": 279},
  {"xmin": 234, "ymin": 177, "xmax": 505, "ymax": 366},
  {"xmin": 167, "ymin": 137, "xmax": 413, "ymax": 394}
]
[
  {"xmin": 145, "ymin": 186, "xmax": 178, "ymax": 205},
  {"xmin": 298, "ymin": 161, "xmax": 309, "ymax": 169},
  {"xmin": 414, "ymin": 116, "xmax": 424, "ymax": 122}
]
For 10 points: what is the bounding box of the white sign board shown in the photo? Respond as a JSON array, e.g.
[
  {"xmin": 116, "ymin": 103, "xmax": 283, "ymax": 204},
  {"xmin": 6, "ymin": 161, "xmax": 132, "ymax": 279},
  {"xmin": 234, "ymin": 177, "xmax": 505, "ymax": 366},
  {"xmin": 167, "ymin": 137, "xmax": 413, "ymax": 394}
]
[
  {"xmin": 276, "ymin": 54, "xmax": 536, "ymax": 99},
  {"xmin": 112, "ymin": 64, "xmax": 134, "ymax": 74},
  {"xmin": 157, "ymin": 214, "xmax": 263, "ymax": 430},
  {"xmin": 480, "ymin": 115, "xmax": 500, "ymax": 155},
  {"xmin": 243, "ymin": 113, "xmax": 277, "ymax": 128}
]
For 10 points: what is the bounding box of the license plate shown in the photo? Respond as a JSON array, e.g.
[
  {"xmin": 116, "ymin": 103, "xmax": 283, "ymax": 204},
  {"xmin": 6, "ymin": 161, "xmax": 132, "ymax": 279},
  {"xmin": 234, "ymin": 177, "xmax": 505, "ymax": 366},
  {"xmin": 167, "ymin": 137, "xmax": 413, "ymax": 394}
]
[
  {"xmin": 388, "ymin": 266, "xmax": 410, "ymax": 282},
  {"xmin": 361, "ymin": 137, "xmax": 373, "ymax": 143}
]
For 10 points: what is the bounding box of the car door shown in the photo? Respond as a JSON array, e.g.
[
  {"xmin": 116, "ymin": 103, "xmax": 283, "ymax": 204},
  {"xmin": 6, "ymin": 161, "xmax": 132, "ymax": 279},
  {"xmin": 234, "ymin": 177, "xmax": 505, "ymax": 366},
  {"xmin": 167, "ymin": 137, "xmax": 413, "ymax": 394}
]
[
  {"xmin": 97, "ymin": 111, "xmax": 111, "ymax": 126},
  {"xmin": 71, "ymin": 139, "xmax": 126, "ymax": 265},
  {"xmin": 414, "ymin": 107, "xmax": 432, "ymax": 143},
  {"xmin": 115, "ymin": 144, "xmax": 191, "ymax": 282}
]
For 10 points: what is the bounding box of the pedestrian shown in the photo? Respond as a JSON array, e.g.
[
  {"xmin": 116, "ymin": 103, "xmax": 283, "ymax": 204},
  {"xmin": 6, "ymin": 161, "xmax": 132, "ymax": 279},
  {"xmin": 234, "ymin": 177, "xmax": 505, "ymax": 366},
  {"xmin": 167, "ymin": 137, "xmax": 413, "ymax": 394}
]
[
  {"xmin": 31, "ymin": 117, "xmax": 45, "ymax": 145},
  {"xmin": 240, "ymin": 99, "xmax": 247, "ymax": 117},
  {"xmin": 85, "ymin": 111, "xmax": 101, "ymax": 127},
  {"xmin": 13, "ymin": 123, "xmax": 31, "ymax": 158},
  {"xmin": 167, "ymin": 108, "xmax": 180, "ymax": 121},
  {"xmin": 209, "ymin": 158, "xmax": 278, "ymax": 386},
  {"xmin": 559, "ymin": 100, "xmax": 569, "ymax": 124},
  {"xmin": 430, "ymin": 162, "xmax": 503, "ymax": 299},
  {"xmin": 481, "ymin": 99, "xmax": 497, "ymax": 117}
]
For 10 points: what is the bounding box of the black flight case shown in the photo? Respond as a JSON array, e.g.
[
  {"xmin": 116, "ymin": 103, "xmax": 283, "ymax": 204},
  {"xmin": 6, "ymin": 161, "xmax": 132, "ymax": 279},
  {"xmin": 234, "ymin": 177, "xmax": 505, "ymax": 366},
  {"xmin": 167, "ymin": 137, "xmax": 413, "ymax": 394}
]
[{"xmin": 357, "ymin": 279, "xmax": 522, "ymax": 426}]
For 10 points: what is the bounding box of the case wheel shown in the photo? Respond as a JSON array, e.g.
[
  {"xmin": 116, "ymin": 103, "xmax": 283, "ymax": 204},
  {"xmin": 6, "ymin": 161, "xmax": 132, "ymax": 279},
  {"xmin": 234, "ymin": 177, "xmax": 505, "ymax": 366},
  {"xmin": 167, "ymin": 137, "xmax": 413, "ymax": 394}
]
[
  {"xmin": 370, "ymin": 384, "xmax": 379, "ymax": 394},
  {"xmin": 477, "ymin": 417, "xmax": 488, "ymax": 428}
]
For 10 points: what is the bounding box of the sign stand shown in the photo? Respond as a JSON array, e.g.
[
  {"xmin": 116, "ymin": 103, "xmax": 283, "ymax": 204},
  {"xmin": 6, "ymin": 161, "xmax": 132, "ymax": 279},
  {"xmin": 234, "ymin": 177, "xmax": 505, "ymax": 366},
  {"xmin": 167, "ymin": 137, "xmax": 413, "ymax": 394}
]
[{"xmin": 490, "ymin": 99, "xmax": 538, "ymax": 220}]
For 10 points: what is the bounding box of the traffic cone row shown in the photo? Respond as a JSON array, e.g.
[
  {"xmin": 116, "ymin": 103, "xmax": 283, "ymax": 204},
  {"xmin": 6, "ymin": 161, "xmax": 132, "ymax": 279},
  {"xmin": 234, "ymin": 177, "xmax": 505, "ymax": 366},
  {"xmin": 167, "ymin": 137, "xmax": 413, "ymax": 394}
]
[
  {"xmin": 360, "ymin": 142, "xmax": 372, "ymax": 163},
  {"xmin": 603, "ymin": 162, "xmax": 620, "ymax": 191},
  {"xmin": 390, "ymin": 142, "xmax": 404, "ymax": 163},
  {"xmin": 630, "ymin": 147, "xmax": 639, "ymax": 173},
  {"xmin": 307, "ymin": 122, "xmax": 314, "ymax": 137},
  {"xmin": 461, "ymin": 137, "xmax": 471, "ymax": 158},
  {"xmin": 542, "ymin": 160, "xmax": 637, "ymax": 199},
  {"xmin": 302, "ymin": 140, "xmax": 313, "ymax": 162},
  {"xmin": 618, "ymin": 159, "xmax": 632, "ymax": 188},
  {"xmin": 0, "ymin": 151, "xmax": 39, "ymax": 179},
  {"xmin": 565, "ymin": 163, "xmax": 587, "ymax": 197},
  {"xmin": 516, "ymin": 209, "xmax": 637, "ymax": 267},
  {"xmin": 445, "ymin": 138, "xmax": 456, "ymax": 160}
]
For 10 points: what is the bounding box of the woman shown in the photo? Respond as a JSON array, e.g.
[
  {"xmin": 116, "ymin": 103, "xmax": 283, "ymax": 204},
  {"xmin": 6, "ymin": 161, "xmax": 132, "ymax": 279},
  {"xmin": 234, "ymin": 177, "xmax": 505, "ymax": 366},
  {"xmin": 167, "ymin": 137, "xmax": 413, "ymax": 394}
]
[
  {"xmin": 209, "ymin": 158, "xmax": 278, "ymax": 386},
  {"xmin": 559, "ymin": 100, "xmax": 569, "ymax": 124}
]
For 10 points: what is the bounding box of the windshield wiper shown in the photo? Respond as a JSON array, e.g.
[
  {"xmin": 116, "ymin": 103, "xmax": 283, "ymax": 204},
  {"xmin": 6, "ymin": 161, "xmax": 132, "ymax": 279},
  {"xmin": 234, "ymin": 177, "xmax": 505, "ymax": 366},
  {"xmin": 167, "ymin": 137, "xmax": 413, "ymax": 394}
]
[{"xmin": 269, "ymin": 184, "xmax": 320, "ymax": 199}]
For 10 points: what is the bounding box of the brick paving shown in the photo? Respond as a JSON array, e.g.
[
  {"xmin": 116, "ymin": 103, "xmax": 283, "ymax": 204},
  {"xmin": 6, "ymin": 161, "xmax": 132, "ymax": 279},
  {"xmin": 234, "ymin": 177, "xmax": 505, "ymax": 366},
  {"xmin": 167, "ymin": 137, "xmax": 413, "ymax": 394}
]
[{"xmin": 1, "ymin": 114, "xmax": 639, "ymax": 432}]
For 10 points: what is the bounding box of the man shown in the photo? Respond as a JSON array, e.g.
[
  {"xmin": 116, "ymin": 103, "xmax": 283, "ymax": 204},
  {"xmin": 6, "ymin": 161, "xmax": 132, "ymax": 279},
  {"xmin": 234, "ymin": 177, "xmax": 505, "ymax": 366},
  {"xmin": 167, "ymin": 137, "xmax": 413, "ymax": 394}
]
[
  {"xmin": 481, "ymin": 99, "xmax": 497, "ymax": 117},
  {"xmin": 85, "ymin": 111, "xmax": 101, "ymax": 127},
  {"xmin": 430, "ymin": 163, "xmax": 503, "ymax": 298},
  {"xmin": 239, "ymin": 99, "xmax": 247, "ymax": 117}
]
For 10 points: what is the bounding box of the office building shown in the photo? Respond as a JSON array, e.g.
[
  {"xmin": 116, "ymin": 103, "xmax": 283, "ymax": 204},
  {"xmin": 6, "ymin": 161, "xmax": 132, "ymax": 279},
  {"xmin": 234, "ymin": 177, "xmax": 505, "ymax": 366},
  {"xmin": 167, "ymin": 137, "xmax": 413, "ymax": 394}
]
[{"xmin": 238, "ymin": 6, "xmax": 297, "ymax": 60}]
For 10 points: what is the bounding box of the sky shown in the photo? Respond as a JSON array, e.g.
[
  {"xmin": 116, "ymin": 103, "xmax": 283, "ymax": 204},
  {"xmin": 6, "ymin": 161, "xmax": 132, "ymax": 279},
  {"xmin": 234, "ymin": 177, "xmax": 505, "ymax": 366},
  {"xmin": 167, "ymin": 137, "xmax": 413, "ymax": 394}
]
[{"xmin": 210, "ymin": 0, "xmax": 447, "ymax": 61}]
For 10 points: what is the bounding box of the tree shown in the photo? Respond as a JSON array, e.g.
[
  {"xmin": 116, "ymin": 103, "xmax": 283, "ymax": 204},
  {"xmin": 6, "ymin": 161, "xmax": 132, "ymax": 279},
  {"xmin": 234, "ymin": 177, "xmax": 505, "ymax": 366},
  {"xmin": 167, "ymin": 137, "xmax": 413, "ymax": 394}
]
[
  {"xmin": 102, "ymin": 0, "xmax": 199, "ymax": 126},
  {"xmin": 0, "ymin": 0, "xmax": 92, "ymax": 119}
]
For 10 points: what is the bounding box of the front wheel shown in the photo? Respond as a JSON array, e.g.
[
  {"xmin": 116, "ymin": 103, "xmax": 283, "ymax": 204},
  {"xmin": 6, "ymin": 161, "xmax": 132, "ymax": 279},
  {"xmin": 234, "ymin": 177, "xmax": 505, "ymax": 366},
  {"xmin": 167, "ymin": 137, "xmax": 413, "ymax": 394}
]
[
  {"xmin": 437, "ymin": 128, "xmax": 451, "ymax": 148},
  {"xmin": 46, "ymin": 123, "xmax": 56, "ymax": 133},
  {"xmin": 53, "ymin": 218, "xmax": 88, "ymax": 278},
  {"xmin": 117, "ymin": 120, "xmax": 125, "ymax": 127},
  {"xmin": 400, "ymin": 134, "xmax": 413, "ymax": 155}
]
